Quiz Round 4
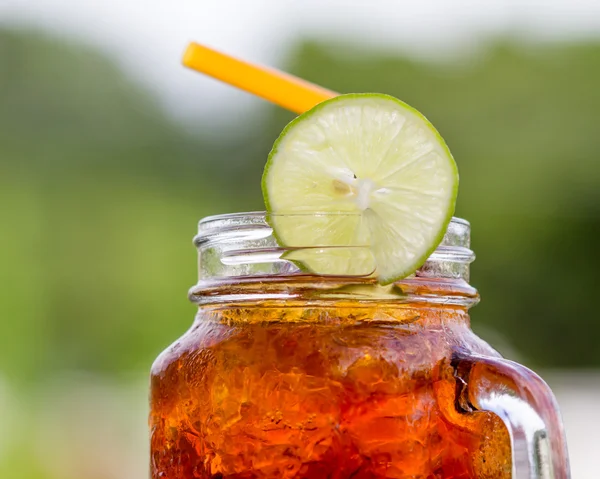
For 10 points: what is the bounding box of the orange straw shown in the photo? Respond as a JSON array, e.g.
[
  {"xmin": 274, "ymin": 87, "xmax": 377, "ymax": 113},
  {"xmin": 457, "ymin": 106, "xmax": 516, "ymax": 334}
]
[{"xmin": 182, "ymin": 42, "xmax": 337, "ymax": 114}]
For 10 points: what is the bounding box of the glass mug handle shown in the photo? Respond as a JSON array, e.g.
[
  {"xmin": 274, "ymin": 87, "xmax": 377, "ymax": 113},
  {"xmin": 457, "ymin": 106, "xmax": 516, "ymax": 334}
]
[{"xmin": 452, "ymin": 352, "xmax": 571, "ymax": 479}]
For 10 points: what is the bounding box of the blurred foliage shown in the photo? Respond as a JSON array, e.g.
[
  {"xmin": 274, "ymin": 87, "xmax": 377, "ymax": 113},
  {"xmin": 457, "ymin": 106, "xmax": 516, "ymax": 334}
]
[
  {"xmin": 0, "ymin": 29, "xmax": 248, "ymax": 382},
  {"xmin": 1, "ymin": 27, "xmax": 600, "ymax": 395}
]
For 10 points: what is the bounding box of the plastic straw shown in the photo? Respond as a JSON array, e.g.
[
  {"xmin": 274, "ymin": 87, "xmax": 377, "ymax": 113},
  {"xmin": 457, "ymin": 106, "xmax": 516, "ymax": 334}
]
[{"xmin": 183, "ymin": 42, "xmax": 337, "ymax": 114}]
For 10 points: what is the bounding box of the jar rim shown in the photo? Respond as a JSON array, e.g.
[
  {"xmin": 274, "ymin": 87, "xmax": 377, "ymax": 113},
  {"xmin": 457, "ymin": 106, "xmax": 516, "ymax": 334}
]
[
  {"xmin": 195, "ymin": 211, "xmax": 472, "ymax": 252},
  {"xmin": 192, "ymin": 211, "xmax": 477, "ymax": 306},
  {"xmin": 199, "ymin": 211, "xmax": 470, "ymax": 227}
]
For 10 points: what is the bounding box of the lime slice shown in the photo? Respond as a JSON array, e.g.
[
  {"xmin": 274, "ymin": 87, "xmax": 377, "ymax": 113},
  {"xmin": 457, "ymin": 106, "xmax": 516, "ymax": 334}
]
[{"xmin": 262, "ymin": 93, "xmax": 458, "ymax": 285}]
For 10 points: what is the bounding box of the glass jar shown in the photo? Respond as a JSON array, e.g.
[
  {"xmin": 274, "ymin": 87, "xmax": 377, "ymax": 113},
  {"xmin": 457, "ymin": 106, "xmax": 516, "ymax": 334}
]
[{"xmin": 149, "ymin": 212, "xmax": 570, "ymax": 479}]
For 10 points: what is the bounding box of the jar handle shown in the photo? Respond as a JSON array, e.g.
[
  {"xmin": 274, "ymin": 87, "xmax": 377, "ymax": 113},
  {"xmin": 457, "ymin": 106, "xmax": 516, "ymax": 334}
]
[{"xmin": 453, "ymin": 352, "xmax": 571, "ymax": 479}]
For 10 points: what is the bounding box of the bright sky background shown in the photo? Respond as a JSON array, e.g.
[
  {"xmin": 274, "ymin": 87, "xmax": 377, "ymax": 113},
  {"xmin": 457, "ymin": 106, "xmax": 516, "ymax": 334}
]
[{"xmin": 2, "ymin": 0, "xmax": 600, "ymax": 123}]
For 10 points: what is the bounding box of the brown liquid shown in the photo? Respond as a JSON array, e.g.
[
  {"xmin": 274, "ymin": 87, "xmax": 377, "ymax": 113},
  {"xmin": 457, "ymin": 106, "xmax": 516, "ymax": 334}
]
[{"xmin": 150, "ymin": 303, "xmax": 511, "ymax": 478}]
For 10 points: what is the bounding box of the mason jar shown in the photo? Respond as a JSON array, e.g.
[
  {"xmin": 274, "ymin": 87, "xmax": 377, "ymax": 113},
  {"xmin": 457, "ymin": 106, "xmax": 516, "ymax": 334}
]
[{"xmin": 149, "ymin": 212, "xmax": 570, "ymax": 479}]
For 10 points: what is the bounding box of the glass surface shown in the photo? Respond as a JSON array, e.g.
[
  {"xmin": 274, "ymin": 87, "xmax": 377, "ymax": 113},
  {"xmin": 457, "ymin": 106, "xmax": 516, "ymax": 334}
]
[
  {"xmin": 193, "ymin": 212, "xmax": 474, "ymax": 283},
  {"xmin": 149, "ymin": 212, "xmax": 569, "ymax": 479}
]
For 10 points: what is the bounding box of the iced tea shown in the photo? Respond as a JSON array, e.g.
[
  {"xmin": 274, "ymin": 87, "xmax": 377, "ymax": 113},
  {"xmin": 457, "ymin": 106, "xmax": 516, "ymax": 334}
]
[{"xmin": 150, "ymin": 299, "xmax": 511, "ymax": 478}]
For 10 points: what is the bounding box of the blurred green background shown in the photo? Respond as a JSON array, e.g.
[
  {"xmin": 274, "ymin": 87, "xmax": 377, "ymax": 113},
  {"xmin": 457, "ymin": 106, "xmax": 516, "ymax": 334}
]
[{"xmin": 1, "ymin": 10, "xmax": 599, "ymax": 479}]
